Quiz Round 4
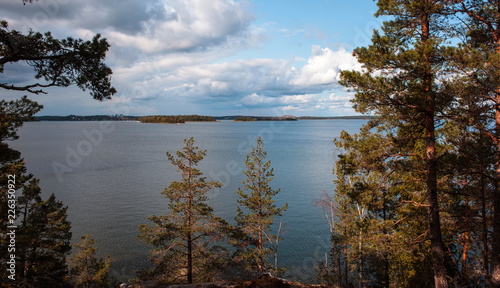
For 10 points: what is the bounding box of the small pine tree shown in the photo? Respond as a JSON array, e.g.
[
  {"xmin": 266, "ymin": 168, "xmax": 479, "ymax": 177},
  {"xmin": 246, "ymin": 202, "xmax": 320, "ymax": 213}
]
[
  {"xmin": 18, "ymin": 190, "xmax": 72, "ymax": 287},
  {"xmin": 234, "ymin": 137, "xmax": 287, "ymax": 276},
  {"xmin": 68, "ymin": 234, "xmax": 112, "ymax": 288},
  {"xmin": 138, "ymin": 137, "xmax": 227, "ymax": 284}
]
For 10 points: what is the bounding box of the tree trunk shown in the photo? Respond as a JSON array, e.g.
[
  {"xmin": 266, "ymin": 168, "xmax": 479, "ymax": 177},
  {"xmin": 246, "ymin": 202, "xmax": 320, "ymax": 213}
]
[
  {"xmin": 187, "ymin": 171, "xmax": 193, "ymax": 284},
  {"xmin": 382, "ymin": 193, "xmax": 390, "ymax": 288},
  {"xmin": 492, "ymin": 90, "xmax": 500, "ymax": 287},
  {"xmin": 481, "ymin": 172, "xmax": 491, "ymax": 285},
  {"xmin": 461, "ymin": 230, "xmax": 470, "ymax": 282},
  {"xmin": 257, "ymin": 209, "xmax": 264, "ymax": 274},
  {"xmin": 187, "ymin": 230, "xmax": 193, "ymax": 284},
  {"xmin": 422, "ymin": 7, "xmax": 448, "ymax": 288},
  {"xmin": 493, "ymin": 11, "xmax": 500, "ymax": 283}
]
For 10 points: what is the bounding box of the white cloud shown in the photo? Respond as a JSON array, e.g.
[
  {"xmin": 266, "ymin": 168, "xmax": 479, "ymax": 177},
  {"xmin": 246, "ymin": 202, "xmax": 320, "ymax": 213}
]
[
  {"xmin": 105, "ymin": 44, "xmax": 361, "ymax": 115},
  {"xmin": 106, "ymin": 0, "xmax": 254, "ymax": 53},
  {"xmin": 282, "ymin": 105, "xmax": 300, "ymax": 111},
  {"xmin": 281, "ymin": 95, "xmax": 315, "ymax": 104},
  {"xmin": 291, "ymin": 46, "xmax": 360, "ymax": 86},
  {"xmin": 241, "ymin": 93, "xmax": 275, "ymax": 106}
]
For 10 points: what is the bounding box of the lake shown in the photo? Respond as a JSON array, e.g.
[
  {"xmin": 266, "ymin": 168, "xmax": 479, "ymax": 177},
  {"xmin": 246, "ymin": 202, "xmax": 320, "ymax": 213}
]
[{"xmin": 10, "ymin": 119, "xmax": 365, "ymax": 283}]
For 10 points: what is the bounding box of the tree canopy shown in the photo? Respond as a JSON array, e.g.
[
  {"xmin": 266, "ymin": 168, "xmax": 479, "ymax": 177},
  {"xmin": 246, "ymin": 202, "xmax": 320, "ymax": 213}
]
[
  {"xmin": 234, "ymin": 137, "xmax": 287, "ymax": 276},
  {"xmin": 1, "ymin": 8, "xmax": 117, "ymax": 286},
  {"xmin": 0, "ymin": 21, "xmax": 116, "ymax": 100},
  {"xmin": 325, "ymin": 0, "xmax": 500, "ymax": 287},
  {"xmin": 138, "ymin": 138, "xmax": 228, "ymax": 285}
]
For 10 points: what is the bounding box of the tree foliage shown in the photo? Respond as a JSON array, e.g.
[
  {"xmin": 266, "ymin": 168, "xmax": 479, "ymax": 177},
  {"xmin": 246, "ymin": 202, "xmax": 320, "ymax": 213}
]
[
  {"xmin": 339, "ymin": 1, "xmax": 453, "ymax": 284},
  {"xmin": 323, "ymin": 1, "xmax": 500, "ymax": 287},
  {"xmin": 0, "ymin": 10, "xmax": 116, "ymax": 286},
  {"xmin": 67, "ymin": 234, "xmax": 112, "ymax": 288},
  {"xmin": 445, "ymin": 1, "xmax": 500, "ymax": 285},
  {"xmin": 138, "ymin": 137, "xmax": 228, "ymax": 285},
  {"xmin": 17, "ymin": 189, "xmax": 72, "ymax": 287},
  {"xmin": 234, "ymin": 137, "xmax": 287, "ymax": 276},
  {"xmin": 0, "ymin": 21, "xmax": 116, "ymax": 100},
  {"xmin": 0, "ymin": 97, "xmax": 74, "ymax": 287}
]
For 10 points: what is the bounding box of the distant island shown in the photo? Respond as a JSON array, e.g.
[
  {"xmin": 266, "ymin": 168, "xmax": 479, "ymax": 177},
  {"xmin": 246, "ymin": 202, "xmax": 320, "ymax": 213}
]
[
  {"xmin": 234, "ymin": 115, "xmax": 298, "ymax": 121},
  {"xmin": 139, "ymin": 115, "xmax": 216, "ymax": 124},
  {"xmin": 234, "ymin": 116, "xmax": 257, "ymax": 121}
]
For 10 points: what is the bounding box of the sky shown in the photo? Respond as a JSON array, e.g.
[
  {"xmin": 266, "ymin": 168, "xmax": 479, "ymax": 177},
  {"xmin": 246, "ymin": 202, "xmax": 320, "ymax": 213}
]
[{"xmin": 1, "ymin": 0, "xmax": 382, "ymax": 117}]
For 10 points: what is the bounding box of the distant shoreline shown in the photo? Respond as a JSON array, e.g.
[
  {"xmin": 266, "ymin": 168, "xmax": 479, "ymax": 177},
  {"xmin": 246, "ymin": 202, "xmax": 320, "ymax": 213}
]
[{"xmin": 32, "ymin": 115, "xmax": 376, "ymax": 122}]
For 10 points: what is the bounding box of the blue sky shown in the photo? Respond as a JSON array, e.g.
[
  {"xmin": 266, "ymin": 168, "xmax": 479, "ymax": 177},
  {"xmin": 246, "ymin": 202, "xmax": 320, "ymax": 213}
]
[{"xmin": 1, "ymin": 0, "xmax": 381, "ymax": 116}]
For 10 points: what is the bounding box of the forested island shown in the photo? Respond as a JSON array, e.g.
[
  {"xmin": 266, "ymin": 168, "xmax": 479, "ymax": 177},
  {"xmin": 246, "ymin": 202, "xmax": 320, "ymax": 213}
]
[
  {"xmin": 234, "ymin": 115, "xmax": 297, "ymax": 121},
  {"xmin": 139, "ymin": 115, "xmax": 217, "ymax": 124},
  {"xmin": 234, "ymin": 116, "xmax": 257, "ymax": 121}
]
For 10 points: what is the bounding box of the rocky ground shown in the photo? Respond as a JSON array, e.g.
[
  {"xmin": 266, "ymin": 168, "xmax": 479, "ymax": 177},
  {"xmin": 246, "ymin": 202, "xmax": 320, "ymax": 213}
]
[{"xmin": 122, "ymin": 274, "xmax": 331, "ymax": 288}]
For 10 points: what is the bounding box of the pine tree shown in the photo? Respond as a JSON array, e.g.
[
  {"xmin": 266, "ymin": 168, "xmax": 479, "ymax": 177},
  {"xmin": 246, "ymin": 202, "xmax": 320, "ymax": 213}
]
[
  {"xmin": 0, "ymin": 97, "xmax": 74, "ymax": 287},
  {"xmin": 439, "ymin": 120, "xmax": 496, "ymax": 286},
  {"xmin": 328, "ymin": 124, "xmax": 435, "ymax": 288},
  {"xmin": 0, "ymin": 13, "xmax": 115, "ymax": 286},
  {"xmin": 138, "ymin": 137, "xmax": 227, "ymax": 285},
  {"xmin": 339, "ymin": 1, "xmax": 455, "ymax": 287},
  {"xmin": 445, "ymin": 1, "xmax": 500, "ymax": 285},
  {"xmin": 17, "ymin": 190, "xmax": 72, "ymax": 287},
  {"xmin": 234, "ymin": 137, "xmax": 287, "ymax": 276},
  {"xmin": 68, "ymin": 234, "xmax": 112, "ymax": 288}
]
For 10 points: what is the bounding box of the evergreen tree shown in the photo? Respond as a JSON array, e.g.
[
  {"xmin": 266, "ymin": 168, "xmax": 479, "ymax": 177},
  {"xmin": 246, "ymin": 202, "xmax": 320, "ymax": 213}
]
[
  {"xmin": 330, "ymin": 124, "xmax": 442, "ymax": 288},
  {"xmin": 0, "ymin": 97, "xmax": 76, "ymax": 287},
  {"xmin": 439, "ymin": 120, "xmax": 496, "ymax": 286},
  {"xmin": 326, "ymin": 1, "xmax": 500, "ymax": 287},
  {"xmin": 339, "ymin": 1, "xmax": 455, "ymax": 287},
  {"xmin": 0, "ymin": 11, "xmax": 115, "ymax": 286},
  {"xmin": 0, "ymin": 97, "xmax": 42, "ymax": 229},
  {"xmin": 67, "ymin": 234, "xmax": 112, "ymax": 288},
  {"xmin": 138, "ymin": 137, "xmax": 227, "ymax": 285},
  {"xmin": 16, "ymin": 192, "xmax": 72, "ymax": 287},
  {"xmin": 234, "ymin": 137, "xmax": 287, "ymax": 276},
  {"xmin": 445, "ymin": 1, "xmax": 500, "ymax": 285}
]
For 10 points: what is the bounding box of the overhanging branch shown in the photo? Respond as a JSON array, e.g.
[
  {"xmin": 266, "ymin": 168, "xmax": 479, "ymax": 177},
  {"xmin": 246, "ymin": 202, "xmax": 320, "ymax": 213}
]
[{"xmin": 0, "ymin": 82, "xmax": 55, "ymax": 94}]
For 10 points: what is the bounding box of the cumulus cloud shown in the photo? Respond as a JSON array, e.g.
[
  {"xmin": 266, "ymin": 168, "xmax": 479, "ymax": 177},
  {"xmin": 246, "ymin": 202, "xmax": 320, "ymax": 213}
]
[
  {"xmin": 106, "ymin": 0, "xmax": 254, "ymax": 53},
  {"xmin": 291, "ymin": 46, "xmax": 360, "ymax": 86},
  {"xmin": 105, "ymin": 44, "xmax": 361, "ymax": 115},
  {"xmin": 3, "ymin": 0, "xmax": 254, "ymax": 54}
]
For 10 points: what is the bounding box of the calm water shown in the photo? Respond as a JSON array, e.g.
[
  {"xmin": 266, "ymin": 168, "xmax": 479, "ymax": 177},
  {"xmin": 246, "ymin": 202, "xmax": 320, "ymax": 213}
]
[{"xmin": 10, "ymin": 119, "xmax": 365, "ymax": 283}]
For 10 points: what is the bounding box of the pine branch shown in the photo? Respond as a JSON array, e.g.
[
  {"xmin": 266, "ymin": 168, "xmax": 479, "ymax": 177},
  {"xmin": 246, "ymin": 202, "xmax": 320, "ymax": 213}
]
[{"xmin": 0, "ymin": 82, "xmax": 54, "ymax": 94}]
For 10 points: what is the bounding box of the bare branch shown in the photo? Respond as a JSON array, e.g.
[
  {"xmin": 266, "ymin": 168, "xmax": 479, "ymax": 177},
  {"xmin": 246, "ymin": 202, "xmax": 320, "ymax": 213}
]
[{"xmin": 0, "ymin": 83, "xmax": 52, "ymax": 94}]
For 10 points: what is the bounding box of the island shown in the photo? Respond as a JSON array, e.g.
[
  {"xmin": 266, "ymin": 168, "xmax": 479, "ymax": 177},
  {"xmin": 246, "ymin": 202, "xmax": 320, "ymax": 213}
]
[
  {"xmin": 139, "ymin": 115, "xmax": 217, "ymax": 124},
  {"xmin": 233, "ymin": 115, "xmax": 298, "ymax": 121},
  {"xmin": 234, "ymin": 116, "xmax": 257, "ymax": 121}
]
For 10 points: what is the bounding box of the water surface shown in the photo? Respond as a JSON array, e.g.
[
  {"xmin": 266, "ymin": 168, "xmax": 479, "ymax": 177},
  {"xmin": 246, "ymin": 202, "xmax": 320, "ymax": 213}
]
[{"xmin": 11, "ymin": 119, "xmax": 365, "ymax": 282}]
